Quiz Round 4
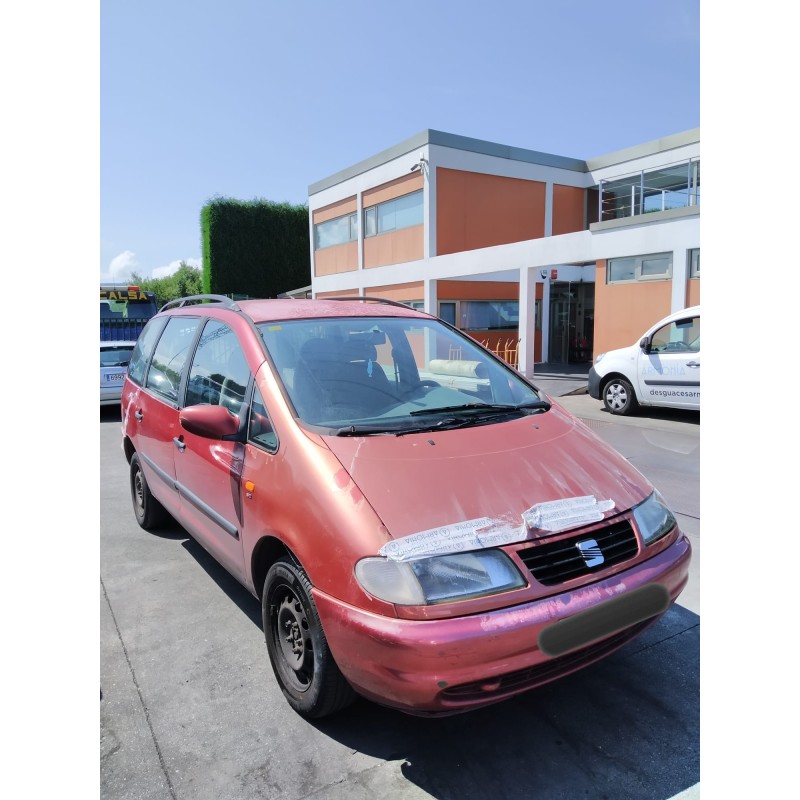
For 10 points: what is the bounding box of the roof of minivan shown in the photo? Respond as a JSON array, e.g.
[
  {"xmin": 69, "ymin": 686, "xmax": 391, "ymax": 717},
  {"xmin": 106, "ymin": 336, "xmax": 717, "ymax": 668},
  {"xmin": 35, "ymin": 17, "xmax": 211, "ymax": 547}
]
[{"xmin": 236, "ymin": 298, "xmax": 427, "ymax": 324}]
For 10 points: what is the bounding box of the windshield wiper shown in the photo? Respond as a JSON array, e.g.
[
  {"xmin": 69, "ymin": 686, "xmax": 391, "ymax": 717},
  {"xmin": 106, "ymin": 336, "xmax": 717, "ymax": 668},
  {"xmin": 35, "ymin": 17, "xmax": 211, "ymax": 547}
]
[
  {"xmin": 335, "ymin": 414, "xmax": 511, "ymax": 437},
  {"xmin": 397, "ymin": 408, "xmax": 556, "ymax": 435},
  {"xmin": 409, "ymin": 400, "xmax": 550, "ymax": 416},
  {"xmin": 393, "ymin": 416, "xmax": 502, "ymax": 436},
  {"xmin": 333, "ymin": 401, "xmax": 550, "ymax": 437},
  {"xmin": 333, "ymin": 424, "xmax": 396, "ymax": 436}
]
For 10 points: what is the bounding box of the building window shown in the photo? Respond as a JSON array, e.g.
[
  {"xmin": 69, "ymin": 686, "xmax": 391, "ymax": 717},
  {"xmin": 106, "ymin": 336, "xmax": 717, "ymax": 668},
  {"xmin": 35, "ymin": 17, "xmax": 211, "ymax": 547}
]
[
  {"xmin": 439, "ymin": 302, "xmax": 456, "ymax": 326},
  {"xmin": 607, "ymin": 252, "xmax": 673, "ymax": 284},
  {"xmin": 689, "ymin": 248, "xmax": 700, "ymax": 278},
  {"xmin": 364, "ymin": 190, "xmax": 423, "ymax": 237},
  {"xmin": 460, "ymin": 301, "xmax": 519, "ymax": 330},
  {"xmin": 314, "ymin": 212, "xmax": 357, "ymax": 250}
]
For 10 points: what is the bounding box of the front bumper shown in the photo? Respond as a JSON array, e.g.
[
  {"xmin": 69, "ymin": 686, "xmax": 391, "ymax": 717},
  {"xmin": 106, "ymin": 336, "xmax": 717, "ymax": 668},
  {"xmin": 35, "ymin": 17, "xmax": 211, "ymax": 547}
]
[
  {"xmin": 587, "ymin": 366, "xmax": 602, "ymax": 399},
  {"xmin": 314, "ymin": 535, "xmax": 691, "ymax": 715}
]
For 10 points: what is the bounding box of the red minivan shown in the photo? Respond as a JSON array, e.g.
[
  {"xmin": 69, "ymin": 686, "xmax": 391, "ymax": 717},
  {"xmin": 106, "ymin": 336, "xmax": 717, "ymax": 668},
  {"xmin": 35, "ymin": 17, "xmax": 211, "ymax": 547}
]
[{"xmin": 121, "ymin": 295, "xmax": 691, "ymax": 718}]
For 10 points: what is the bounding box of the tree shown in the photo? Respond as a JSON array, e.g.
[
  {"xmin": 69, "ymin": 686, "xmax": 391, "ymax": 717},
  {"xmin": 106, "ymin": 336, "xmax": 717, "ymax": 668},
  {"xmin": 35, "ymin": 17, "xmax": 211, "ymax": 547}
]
[{"xmin": 130, "ymin": 262, "xmax": 203, "ymax": 306}]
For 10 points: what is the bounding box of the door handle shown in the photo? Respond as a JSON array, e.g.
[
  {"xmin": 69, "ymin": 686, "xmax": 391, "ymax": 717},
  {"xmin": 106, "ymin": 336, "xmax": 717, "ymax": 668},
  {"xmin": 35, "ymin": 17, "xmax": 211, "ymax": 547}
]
[
  {"xmin": 686, "ymin": 361, "xmax": 700, "ymax": 368},
  {"xmin": 135, "ymin": 410, "xmax": 143, "ymax": 421},
  {"xmin": 173, "ymin": 436, "xmax": 186, "ymax": 452}
]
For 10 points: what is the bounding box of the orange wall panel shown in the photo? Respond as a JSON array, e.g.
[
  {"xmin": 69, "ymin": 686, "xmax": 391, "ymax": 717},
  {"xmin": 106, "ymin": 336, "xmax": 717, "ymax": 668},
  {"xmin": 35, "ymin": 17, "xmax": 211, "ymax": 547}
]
[
  {"xmin": 366, "ymin": 282, "xmax": 424, "ymax": 302},
  {"xmin": 686, "ymin": 278, "xmax": 700, "ymax": 306},
  {"xmin": 315, "ymin": 288, "xmax": 358, "ymax": 298},
  {"xmin": 366, "ymin": 280, "xmax": 537, "ymax": 303},
  {"xmin": 314, "ymin": 241, "xmax": 358, "ymax": 276},
  {"xmin": 593, "ymin": 260, "xmax": 673, "ymax": 354},
  {"xmin": 363, "ymin": 225, "xmax": 424, "ymax": 268},
  {"xmin": 436, "ymin": 168, "xmax": 545, "ymax": 255},
  {"xmin": 363, "ymin": 173, "xmax": 423, "ymax": 207},
  {"xmin": 438, "ymin": 280, "xmax": 522, "ymax": 301},
  {"xmin": 313, "ymin": 196, "xmax": 357, "ymax": 225},
  {"xmin": 552, "ymin": 185, "xmax": 585, "ymax": 236}
]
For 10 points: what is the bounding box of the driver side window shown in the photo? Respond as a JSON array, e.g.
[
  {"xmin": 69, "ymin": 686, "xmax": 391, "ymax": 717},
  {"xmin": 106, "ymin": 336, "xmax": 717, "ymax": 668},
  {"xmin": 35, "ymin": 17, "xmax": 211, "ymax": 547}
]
[
  {"xmin": 650, "ymin": 316, "xmax": 700, "ymax": 354},
  {"xmin": 185, "ymin": 320, "xmax": 251, "ymax": 414}
]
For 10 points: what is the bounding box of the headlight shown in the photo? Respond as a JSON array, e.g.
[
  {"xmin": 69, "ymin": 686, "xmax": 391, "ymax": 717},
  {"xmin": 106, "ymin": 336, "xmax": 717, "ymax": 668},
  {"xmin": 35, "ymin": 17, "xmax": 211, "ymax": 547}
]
[
  {"xmin": 633, "ymin": 491, "xmax": 677, "ymax": 546},
  {"xmin": 355, "ymin": 549, "xmax": 526, "ymax": 606},
  {"xmin": 594, "ymin": 352, "xmax": 606, "ymax": 364}
]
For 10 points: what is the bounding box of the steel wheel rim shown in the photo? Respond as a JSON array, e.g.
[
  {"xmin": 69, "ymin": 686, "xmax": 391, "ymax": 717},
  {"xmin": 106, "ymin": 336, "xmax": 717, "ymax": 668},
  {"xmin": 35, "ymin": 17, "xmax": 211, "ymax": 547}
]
[
  {"xmin": 134, "ymin": 468, "xmax": 145, "ymax": 514},
  {"xmin": 274, "ymin": 588, "xmax": 313, "ymax": 692}
]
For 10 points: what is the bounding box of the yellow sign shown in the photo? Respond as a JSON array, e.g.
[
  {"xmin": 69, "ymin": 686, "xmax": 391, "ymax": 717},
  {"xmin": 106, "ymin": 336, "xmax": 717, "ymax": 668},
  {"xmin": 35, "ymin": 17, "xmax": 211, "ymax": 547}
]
[{"xmin": 100, "ymin": 289, "xmax": 149, "ymax": 301}]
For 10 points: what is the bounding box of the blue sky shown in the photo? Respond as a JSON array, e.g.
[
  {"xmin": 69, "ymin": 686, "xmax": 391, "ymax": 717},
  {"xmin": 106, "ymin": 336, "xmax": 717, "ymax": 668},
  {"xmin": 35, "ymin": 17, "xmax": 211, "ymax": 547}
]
[{"xmin": 100, "ymin": 0, "xmax": 699, "ymax": 282}]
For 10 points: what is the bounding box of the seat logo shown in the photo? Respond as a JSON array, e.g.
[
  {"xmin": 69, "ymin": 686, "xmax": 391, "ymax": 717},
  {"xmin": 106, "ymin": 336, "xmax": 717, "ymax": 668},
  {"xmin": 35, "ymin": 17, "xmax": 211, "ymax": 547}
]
[{"xmin": 576, "ymin": 539, "xmax": 604, "ymax": 567}]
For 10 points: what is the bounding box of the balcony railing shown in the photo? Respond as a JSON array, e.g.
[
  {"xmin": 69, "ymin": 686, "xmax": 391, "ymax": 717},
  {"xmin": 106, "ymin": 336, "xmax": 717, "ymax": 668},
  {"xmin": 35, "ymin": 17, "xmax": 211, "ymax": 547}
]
[{"xmin": 598, "ymin": 158, "xmax": 700, "ymax": 221}]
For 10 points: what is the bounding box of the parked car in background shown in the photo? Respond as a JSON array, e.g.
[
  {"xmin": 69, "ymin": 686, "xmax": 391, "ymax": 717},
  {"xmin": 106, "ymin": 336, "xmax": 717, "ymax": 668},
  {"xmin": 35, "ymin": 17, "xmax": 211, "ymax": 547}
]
[
  {"xmin": 100, "ymin": 341, "xmax": 135, "ymax": 405},
  {"xmin": 589, "ymin": 306, "xmax": 700, "ymax": 415},
  {"xmin": 121, "ymin": 295, "xmax": 691, "ymax": 719}
]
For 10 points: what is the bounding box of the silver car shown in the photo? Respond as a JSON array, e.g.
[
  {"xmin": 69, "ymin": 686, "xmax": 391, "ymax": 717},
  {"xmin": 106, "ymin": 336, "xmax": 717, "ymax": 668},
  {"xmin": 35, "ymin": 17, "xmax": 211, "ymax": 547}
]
[{"xmin": 100, "ymin": 341, "xmax": 135, "ymax": 405}]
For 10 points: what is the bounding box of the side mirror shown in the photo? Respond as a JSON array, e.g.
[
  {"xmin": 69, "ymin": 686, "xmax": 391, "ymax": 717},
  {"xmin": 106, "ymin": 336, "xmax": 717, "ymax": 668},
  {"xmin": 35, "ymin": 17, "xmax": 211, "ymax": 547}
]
[
  {"xmin": 639, "ymin": 337, "xmax": 652, "ymax": 354},
  {"xmin": 180, "ymin": 405, "xmax": 240, "ymax": 439}
]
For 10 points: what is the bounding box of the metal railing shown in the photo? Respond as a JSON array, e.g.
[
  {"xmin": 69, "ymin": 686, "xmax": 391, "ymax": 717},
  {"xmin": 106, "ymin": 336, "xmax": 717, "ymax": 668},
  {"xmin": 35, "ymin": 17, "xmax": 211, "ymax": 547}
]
[{"xmin": 598, "ymin": 158, "xmax": 700, "ymax": 221}]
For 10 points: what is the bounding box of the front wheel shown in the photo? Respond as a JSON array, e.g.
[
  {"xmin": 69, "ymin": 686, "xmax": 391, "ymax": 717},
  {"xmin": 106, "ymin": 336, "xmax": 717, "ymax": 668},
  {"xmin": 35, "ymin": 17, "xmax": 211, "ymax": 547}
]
[
  {"xmin": 602, "ymin": 377, "xmax": 639, "ymax": 415},
  {"xmin": 263, "ymin": 557, "xmax": 355, "ymax": 719}
]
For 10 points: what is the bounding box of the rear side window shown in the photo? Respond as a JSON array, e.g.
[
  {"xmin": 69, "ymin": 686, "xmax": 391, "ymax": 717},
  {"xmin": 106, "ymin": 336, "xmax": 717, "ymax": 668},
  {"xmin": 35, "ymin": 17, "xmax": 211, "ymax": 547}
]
[
  {"xmin": 145, "ymin": 317, "xmax": 200, "ymax": 402},
  {"xmin": 128, "ymin": 317, "xmax": 168, "ymax": 386}
]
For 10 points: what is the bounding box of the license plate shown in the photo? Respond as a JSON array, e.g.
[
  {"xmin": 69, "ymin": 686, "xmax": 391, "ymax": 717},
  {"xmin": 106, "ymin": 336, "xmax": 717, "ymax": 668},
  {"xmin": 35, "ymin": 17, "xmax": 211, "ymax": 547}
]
[
  {"xmin": 538, "ymin": 583, "xmax": 670, "ymax": 658},
  {"xmin": 105, "ymin": 373, "xmax": 125, "ymax": 382}
]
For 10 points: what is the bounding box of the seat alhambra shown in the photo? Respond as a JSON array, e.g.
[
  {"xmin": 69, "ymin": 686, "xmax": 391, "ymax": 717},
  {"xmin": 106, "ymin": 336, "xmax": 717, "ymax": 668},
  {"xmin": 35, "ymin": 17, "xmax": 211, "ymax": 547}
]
[{"xmin": 121, "ymin": 295, "xmax": 691, "ymax": 718}]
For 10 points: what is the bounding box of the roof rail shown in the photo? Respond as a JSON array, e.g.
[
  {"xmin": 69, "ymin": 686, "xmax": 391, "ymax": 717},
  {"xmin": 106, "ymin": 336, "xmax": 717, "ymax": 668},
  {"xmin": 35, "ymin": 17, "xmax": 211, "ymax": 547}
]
[
  {"xmin": 160, "ymin": 294, "xmax": 240, "ymax": 312},
  {"xmin": 324, "ymin": 295, "xmax": 418, "ymax": 310}
]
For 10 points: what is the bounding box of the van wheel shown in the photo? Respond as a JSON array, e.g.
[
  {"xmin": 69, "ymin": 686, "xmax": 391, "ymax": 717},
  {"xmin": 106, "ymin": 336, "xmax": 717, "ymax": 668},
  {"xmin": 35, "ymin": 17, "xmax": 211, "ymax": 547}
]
[
  {"xmin": 263, "ymin": 557, "xmax": 355, "ymax": 719},
  {"xmin": 130, "ymin": 453, "xmax": 168, "ymax": 530},
  {"xmin": 603, "ymin": 377, "xmax": 638, "ymax": 415}
]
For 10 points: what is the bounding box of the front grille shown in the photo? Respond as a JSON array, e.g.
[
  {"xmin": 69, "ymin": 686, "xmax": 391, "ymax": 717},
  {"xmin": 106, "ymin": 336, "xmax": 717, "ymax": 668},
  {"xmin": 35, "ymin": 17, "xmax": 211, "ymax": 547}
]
[{"xmin": 518, "ymin": 519, "xmax": 638, "ymax": 586}]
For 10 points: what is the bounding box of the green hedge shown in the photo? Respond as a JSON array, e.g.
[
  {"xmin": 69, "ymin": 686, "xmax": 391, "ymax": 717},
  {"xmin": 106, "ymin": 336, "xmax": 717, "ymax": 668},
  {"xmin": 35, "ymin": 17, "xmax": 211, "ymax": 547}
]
[{"xmin": 200, "ymin": 197, "xmax": 310, "ymax": 298}]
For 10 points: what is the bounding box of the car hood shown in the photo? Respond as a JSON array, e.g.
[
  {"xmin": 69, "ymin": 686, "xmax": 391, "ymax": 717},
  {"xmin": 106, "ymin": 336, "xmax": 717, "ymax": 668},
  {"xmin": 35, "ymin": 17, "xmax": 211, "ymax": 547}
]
[{"xmin": 322, "ymin": 401, "xmax": 651, "ymax": 545}]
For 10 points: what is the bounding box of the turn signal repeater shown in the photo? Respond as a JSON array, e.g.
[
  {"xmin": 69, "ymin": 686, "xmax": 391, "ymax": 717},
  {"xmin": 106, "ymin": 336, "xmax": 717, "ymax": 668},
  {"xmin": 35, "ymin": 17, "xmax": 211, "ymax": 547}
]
[{"xmin": 245, "ymin": 480, "xmax": 256, "ymax": 499}]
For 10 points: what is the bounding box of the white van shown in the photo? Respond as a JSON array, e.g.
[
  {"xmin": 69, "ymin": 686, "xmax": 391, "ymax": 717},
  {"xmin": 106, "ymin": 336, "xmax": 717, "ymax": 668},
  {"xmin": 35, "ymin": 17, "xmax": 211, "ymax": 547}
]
[{"xmin": 588, "ymin": 306, "xmax": 700, "ymax": 415}]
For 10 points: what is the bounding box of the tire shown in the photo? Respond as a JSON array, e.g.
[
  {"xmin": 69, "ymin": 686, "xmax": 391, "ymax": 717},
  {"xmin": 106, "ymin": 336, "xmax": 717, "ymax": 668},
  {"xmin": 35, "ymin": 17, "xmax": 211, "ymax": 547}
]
[
  {"xmin": 130, "ymin": 453, "xmax": 168, "ymax": 530},
  {"xmin": 602, "ymin": 376, "xmax": 639, "ymax": 416},
  {"xmin": 263, "ymin": 557, "xmax": 355, "ymax": 719}
]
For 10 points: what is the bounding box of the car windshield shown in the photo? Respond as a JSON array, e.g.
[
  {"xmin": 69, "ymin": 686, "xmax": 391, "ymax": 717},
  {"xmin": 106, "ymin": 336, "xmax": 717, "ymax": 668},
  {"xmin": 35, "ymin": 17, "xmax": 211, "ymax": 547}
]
[
  {"xmin": 101, "ymin": 346, "xmax": 134, "ymax": 368},
  {"xmin": 257, "ymin": 315, "xmax": 547, "ymax": 433}
]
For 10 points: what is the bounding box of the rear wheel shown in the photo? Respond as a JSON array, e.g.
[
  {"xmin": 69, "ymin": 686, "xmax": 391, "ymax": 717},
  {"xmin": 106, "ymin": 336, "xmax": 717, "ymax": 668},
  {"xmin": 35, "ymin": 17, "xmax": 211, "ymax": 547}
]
[
  {"xmin": 602, "ymin": 377, "xmax": 639, "ymax": 416},
  {"xmin": 263, "ymin": 557, "xmax": 355, "ymax": 718},
  {"xmin": 130, "ymin": 453, "xmax": 168, "ymax": 530}
]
